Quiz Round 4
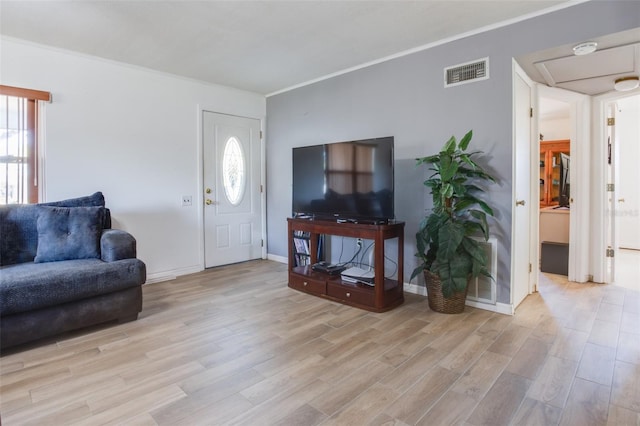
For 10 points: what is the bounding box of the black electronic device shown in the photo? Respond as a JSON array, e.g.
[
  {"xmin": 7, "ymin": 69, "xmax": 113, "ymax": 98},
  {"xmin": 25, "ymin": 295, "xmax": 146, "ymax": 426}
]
[
  {"xmin": 312, "ymin": 261, "xmax": 346, "ymax": 275},
  {"xmin": 292, "ymin": 137, "xmax": 394, "ymax": 222}
]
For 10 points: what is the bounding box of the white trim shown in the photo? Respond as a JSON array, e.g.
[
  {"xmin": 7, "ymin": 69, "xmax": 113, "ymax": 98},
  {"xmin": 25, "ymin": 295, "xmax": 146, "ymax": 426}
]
[
  {"xmin": 591, "ymin": 98, "xmax": 608, "ymax": 283},
  {"xmin": 145, "ymin": 275, "xmax": 176, "ymax": 285},
  {"xmin": 266, "ymin": 1, "xmax": 589, "ymax": 97},
  {"xmin": 268, "ymin": 253, "xmax": 288, "ymax": 264},
  {"xmin": 260, "ymin": 122, "xmax": 267, "ymax": 259},
  {"xmin": 572, "ymin": 94, "xmax": 591, "ymax": 282},
  {"xmin": 530, "ymin": 83, "xmax": 541, "ymax": 292},
  {"xmin": 145, "ymin": 265, "xmax": 203, "ymax": 284},
  {"xmin": 197, "ymin": 105, "xmax": 206, "ymax": 270},
  {"xmin": 404, "ymin": 282, "xmax": 428, "ymax": 297},
  {"xmin": 466, "ymin": 300, "xmax": 514, "ymax": 316},
  {"xmin": 37, "ymin": 100, "xmax": 47, "ymax": 202},
  {"xmin": 496, "ymin": 302, "xmax": 515, "ymax": 315}
]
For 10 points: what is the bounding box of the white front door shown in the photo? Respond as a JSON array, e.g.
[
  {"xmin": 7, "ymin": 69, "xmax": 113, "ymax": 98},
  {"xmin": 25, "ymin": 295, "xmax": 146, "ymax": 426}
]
[
  {"xmin": 512, "ymin": 65, "xmax": 533, "ymax": 310},
  {"xmin": 203, "ymin": 111, "xmax": 263, "ymax": 268}
]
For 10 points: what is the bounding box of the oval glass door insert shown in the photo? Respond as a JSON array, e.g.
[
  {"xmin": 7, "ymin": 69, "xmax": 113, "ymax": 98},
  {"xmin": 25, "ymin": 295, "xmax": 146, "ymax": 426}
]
[{"xmin": 222, "ymin": 137, "xmax": 246, "ymax": 205}]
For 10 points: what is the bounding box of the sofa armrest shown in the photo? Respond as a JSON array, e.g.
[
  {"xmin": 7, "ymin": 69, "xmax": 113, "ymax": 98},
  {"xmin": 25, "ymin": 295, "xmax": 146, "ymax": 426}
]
[{"xmin": 101, "ymin": 229, "xmax": 137, "ymax": 262}]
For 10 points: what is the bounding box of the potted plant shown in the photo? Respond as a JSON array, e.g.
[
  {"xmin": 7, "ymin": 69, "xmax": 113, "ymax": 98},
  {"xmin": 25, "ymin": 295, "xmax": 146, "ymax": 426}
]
[{"xmin": 410, "ymin": 130, "xmax": 496, "ymax": 314}]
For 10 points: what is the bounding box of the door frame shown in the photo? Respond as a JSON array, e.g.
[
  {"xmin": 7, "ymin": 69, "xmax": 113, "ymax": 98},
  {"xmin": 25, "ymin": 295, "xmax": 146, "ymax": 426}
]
[
  {"xmin": 197, "ymin": 106, "xmax": 267, "ymax": 269},
  {"xmin": 512, "ymin": 62, "xmax": 592, "ymax": 307}
]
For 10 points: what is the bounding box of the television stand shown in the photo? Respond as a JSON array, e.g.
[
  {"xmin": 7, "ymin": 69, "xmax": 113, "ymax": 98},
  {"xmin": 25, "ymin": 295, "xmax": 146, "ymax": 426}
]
[{"xmin": 287, "ymin": 218, "xmax": 404, "ymax": 312}]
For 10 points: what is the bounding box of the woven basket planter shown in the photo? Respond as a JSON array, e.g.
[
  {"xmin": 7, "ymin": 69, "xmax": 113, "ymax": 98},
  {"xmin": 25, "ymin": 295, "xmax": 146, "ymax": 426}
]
[{"xmin": 424, "ymin": 270, "xmax": 468, "ymax": 314}]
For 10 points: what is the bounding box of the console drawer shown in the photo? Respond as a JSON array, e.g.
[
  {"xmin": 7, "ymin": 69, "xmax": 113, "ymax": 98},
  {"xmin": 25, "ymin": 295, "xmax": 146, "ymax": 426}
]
[
  {"xmin": 327, "ymin": 282, "xmax": 374, "ymax": 307},
  {"xmin": 289, "ymin": 274, "xmax": 326, "ymax": 295}
]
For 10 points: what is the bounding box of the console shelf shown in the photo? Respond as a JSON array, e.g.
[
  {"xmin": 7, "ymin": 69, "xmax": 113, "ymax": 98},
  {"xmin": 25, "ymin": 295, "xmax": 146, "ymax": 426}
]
[{"xmin": 287, "ymin": 218, "xmax": 404, "ymax": 312}]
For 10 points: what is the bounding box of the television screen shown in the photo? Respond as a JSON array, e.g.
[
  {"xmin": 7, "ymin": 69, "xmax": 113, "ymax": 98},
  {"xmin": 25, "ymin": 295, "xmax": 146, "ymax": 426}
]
[
  {"xmin": 292, "ymin": 137, "xmax": 394, "ymax": 222},
  {"xmin": 559, "ymin": 152, "xmax": 570, "ymax": 208}
]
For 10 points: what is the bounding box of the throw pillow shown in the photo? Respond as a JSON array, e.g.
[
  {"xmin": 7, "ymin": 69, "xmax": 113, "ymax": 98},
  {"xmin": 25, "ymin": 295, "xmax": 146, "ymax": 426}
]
[
  {"xmin": 43, "ymin": 191, "xmax": 105, "ymax": 208},
  {"xmin": 34, "ymin": 206, "xmax": 105, "ymax": 263}
]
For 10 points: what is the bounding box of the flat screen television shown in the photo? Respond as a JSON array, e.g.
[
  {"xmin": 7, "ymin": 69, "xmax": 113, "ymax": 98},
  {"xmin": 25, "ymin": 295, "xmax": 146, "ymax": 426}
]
[
  {"xmin": 559, "ymin": 152, "xmax": 570, "ymax": 208},
  {"xmin": 292, "ymin": 137, "xmax": 394, "ymax": 222}
]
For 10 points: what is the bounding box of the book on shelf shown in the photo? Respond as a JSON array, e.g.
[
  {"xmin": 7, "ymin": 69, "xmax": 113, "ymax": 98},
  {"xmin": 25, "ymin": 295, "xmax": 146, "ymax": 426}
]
[
  {"xmin": 293, "ymin": 230, "xmax": 310, "ymax": 239},
  {"xmin": 292, "ymin": 232, "xmax": 325, "ymax": 267},
  {"xmin": 293, "ymin": 237, "xmax": 309, "ymax": 255}
]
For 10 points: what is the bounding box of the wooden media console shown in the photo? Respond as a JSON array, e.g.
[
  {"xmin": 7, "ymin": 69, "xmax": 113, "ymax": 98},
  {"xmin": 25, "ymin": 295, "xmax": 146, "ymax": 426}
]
[{"xmin": 287, "ymin": 218, "xmax": 405, "ymax": 312}]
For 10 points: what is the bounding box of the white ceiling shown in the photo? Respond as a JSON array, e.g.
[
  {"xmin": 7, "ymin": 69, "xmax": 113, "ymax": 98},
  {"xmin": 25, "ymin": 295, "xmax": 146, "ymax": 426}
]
[{"xmin": 0, "ymin": 0, "xmax": 570, "ymax": 95}]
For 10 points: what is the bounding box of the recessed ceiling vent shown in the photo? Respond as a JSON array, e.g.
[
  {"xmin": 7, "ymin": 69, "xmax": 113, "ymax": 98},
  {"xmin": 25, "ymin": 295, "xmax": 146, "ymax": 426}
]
[{"xmin": 444, "ymin": 57, "xmax": 489, "ymax": 88}]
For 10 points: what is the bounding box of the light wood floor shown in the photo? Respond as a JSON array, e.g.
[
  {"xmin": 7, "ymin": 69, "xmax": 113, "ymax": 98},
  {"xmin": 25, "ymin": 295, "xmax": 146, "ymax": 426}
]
[{"xmin": 1, "ymin": 259, "xmax": 639, "ymax": 425}]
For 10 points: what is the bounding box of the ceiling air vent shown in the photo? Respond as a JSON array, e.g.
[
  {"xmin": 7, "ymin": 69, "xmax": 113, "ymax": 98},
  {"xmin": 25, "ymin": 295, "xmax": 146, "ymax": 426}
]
[{"xmin": 444, "ymin": 57, "xmax": 489, "ymax": 88}]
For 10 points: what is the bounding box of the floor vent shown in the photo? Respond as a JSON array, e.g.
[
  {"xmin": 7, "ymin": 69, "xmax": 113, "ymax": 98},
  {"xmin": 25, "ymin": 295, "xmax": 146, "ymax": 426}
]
[
  {"xmin": 467, "ymin": 237, "xmax": 497, "ymax": 304},
  {"xmin": 444, "ymin": 57, "xmax": 489, "ymax": 88}
]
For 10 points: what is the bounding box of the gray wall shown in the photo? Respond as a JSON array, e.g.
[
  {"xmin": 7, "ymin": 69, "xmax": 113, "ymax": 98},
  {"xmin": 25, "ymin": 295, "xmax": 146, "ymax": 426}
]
[{"xmin": 266, "ymin": 1, "xmax": 639, "ymax": 304}]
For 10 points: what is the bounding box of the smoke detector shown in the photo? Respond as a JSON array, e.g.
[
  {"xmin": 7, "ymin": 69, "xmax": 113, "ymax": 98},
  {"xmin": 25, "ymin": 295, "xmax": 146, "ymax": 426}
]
[{"xmin": 572, "ymin": 42, "xmax": 597, "ymax": 56}]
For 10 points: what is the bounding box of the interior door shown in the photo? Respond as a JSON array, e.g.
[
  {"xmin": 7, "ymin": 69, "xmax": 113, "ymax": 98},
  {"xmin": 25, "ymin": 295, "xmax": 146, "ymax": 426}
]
[
  {"xmin": 512, "ymin": 66, "xmax": 533, "ymax": 309},
  {"xmin": 615, "ymin": 96, "xmax": 640, "ymax": 250},
  {"xmin": 203, "ymin": 111, "xmax": 263, "ymax": 268}
]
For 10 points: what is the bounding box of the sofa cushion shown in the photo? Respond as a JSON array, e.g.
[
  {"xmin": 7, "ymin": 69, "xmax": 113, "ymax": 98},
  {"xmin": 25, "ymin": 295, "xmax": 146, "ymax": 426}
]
[
  {"xmin": 34, "ymin": 206, "xmax": 105, "ymax": 263},
  {"xmin": 0, "ymin": 192, "xmax": 106, "ymax": 266},
  {"xmin": 0, "ymin": 258, "xmax": 146, "ymax": 315},
  {"xmin": 44, "ymin": 191, "xmax": 105, "ymax": 208}
]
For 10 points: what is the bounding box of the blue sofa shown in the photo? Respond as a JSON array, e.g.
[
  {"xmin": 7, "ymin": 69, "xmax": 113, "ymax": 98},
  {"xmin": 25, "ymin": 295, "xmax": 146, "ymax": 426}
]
[{"xmin": 0, "ymin": 192, "xmax": 146, "ymax": 349}]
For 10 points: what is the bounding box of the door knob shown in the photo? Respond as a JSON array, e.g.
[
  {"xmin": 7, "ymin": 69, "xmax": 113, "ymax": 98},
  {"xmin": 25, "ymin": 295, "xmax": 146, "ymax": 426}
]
[
  {"xmin": 516, "ymin": 200, "xmax": 526, "ymax": 206},
  {"xmin": 205, "ymin": 188, "xmax": 212, "ymax": 194},
  {"xmin": 618, "ymin": 198, "xmax": 625, "ymax": 203},
  {"xmin": 205, "ymin": 199, "xmax": 213, "ymax": 205}
]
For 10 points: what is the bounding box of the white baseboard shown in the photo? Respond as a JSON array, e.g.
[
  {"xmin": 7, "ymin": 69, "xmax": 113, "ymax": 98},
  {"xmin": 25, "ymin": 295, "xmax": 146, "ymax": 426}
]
[
  {"xmin": 404, "ymin": 282, "xmax": 428, "ymax": 296},
  {"xmin": 496, "ymin": 302, "xmax": 514, "ymax": 315},
  {"xmin": 465, "ymin": 300, "xmax": 514, "ymax": 315},
  {"xmin": 144, "ymin": 265, "xmax": 203, "ymax": 285},
  {"xmin": 404, "ymin": 282, "xmax": 513, "ymax": 315},
  {"xmin": 267, "ymin": 253, "xmax": 288, "ymax": 264}
]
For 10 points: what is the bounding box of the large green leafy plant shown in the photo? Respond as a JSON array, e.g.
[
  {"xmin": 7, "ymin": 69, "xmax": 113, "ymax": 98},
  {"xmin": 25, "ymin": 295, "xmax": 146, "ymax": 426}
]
[{"xmin": 411, "ymin": 130, "xmax": 496, "ymax": 298}]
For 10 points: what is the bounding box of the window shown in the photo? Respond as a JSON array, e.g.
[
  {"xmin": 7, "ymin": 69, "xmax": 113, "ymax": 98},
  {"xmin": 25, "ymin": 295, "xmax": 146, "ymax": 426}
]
[
  {"xmin": 222, "ymin": 136, "xmax": 246, "ymax": 205},
  {"xmin": 0, "ymin": 85, "xmax": 50, "ymax": 204}
]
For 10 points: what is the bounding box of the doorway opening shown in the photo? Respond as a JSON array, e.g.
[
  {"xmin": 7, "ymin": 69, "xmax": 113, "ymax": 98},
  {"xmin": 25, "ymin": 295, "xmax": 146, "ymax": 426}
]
[
  {"xmin": 538, "ymin": 97, "xmax": 571, "ymax": 277},
  {"xmin": 515, "ymin": 28, "xmax": 639, "ymax": 297}
]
